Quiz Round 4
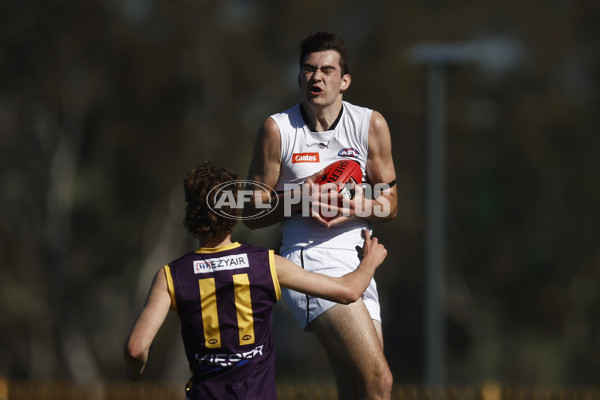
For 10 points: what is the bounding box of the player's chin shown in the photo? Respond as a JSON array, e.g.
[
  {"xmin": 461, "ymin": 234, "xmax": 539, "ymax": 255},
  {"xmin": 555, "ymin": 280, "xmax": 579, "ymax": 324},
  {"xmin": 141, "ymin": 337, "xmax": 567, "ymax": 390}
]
[{"xmin": 306, "ymin": 94, "xmax": 325, "ymax": 104}]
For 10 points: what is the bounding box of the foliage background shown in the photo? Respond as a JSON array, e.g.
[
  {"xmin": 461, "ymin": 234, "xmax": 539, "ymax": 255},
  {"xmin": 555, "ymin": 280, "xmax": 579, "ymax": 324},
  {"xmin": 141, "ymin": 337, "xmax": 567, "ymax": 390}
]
[{"xmin": 1, "ymin": 0, "xmax": 599, "ymax": 387}]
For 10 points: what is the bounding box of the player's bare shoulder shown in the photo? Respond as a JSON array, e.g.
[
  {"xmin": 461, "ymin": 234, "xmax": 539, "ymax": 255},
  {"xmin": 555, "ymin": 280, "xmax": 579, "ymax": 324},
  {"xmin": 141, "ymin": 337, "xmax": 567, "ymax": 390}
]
[
  {"xmin": 254, "ymin": 117, "xmax": 281, "ymax": 156},
  {"xmin": 367, "ymin": 110, "xmax": 393, "ymax": 161},
  {"xmin": 250, "ymin": 117, "xmax": 281, "ymax": 178},
  {"xmin": 261, "ymin": 117, "xmax": 281, "ymax": 140},
  {"xmin": 368, "ymin": 110, "xmax": 391, "ymax": 139}
]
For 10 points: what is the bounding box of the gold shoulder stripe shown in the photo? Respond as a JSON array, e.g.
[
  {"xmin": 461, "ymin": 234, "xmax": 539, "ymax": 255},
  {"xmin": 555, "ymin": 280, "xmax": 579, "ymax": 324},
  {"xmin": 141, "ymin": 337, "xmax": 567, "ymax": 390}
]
[
  {"xmin": 268, "ymin": 250, "xmax": 281, "ymax": 300},
  {"xmin": 163, "ymin": 265, "xmax": 177, "ymax": 312}
]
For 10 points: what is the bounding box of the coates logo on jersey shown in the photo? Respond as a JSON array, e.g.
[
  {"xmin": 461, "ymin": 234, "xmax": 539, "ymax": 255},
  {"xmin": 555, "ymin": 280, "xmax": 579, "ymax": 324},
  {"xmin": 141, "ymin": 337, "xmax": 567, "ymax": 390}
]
[
  {"xmin": 207, "ymin": 180, "xmax": 278, "ymax": 220},
  {"xmin": 292, "ymin": 152, "xmax": 319, "ymax": 163},
  {"xmin": 338, "ymin": 148, "xmax": 360, "ymax": 158}
]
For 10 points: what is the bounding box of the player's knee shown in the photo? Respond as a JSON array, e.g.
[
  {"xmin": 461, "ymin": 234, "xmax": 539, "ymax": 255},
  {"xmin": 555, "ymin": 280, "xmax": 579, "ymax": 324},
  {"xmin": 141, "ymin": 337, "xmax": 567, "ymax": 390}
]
[
  {"xmin": 380, "ymin": 367, "xmax": 393, "ymax": 395},
  {"xmin": 366, "ymin": 364, "xmax": 393, "ymax": 397}
]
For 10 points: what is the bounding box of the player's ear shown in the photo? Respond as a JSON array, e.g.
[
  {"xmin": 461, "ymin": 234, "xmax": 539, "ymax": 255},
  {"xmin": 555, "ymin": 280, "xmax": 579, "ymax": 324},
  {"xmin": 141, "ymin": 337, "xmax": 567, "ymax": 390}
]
[
  {"xmin": 297, "ymin": 73, "xmax": 302, "ymax": 88},
  {"xmin": 340, "ymin": 74, "xmax": 351, "ymax": 92}
]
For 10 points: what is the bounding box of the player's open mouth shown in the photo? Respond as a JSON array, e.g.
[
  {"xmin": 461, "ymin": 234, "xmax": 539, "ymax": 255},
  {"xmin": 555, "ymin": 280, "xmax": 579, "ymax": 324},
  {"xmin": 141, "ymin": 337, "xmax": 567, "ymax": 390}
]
[{"xmin": 310, "ymin": 85, "xmax": 323, "ymax": 95}]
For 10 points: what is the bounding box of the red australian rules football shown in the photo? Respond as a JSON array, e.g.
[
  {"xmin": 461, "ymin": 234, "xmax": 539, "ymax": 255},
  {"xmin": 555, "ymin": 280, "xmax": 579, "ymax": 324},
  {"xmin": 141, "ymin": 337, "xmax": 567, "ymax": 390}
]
[{"xmin": 314, "ymin": 159, "xmax": 362, "ymax": 221}]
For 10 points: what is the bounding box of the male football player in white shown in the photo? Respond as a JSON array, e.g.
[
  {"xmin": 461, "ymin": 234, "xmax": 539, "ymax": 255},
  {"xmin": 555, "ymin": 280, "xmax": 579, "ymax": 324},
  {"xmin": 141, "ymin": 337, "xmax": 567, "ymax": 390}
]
[{"xmin": 244, "ymin": 31, "xmax": 397, "ymax": 400}]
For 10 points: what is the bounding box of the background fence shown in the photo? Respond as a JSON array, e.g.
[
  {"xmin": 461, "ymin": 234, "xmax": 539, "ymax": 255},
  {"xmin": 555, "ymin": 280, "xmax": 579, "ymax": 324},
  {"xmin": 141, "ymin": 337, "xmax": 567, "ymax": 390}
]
[{"xmin": 2, "ymin": 378, "xmax": 600, "ymax": 400}]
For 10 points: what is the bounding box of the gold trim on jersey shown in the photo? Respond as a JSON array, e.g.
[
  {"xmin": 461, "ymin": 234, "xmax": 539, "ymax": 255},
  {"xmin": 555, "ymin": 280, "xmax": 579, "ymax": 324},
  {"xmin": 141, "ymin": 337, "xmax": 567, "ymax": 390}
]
[
  {"xmin": 268, "ymin": 250, "xmax": 281, "ymax": 300},
  {"xmin": 163, "ymin": 265, "xmax": 177, "ymax": 312},
  {"xmin": 196, "ymin": 242, "xmax": 242, "ymax": 253}
]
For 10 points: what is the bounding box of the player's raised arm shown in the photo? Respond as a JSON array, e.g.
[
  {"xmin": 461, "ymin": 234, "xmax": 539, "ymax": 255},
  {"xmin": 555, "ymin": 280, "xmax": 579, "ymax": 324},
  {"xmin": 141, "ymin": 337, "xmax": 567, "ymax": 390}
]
[
  {"xmin": 314, "ymin": 112, "xmax": 397, "ymax": 229},
  {"xmin": 365, "ymin": 111, "xmax": 398, "ymax": 222},
  {"xmin": 275, "ymin": 230, "xmax": 387, "ymax": 303},
  {"xmin": 124, "ymin": 268, "xmax": 172, "ymax": 380},
  {"xmin": 243, "ymin": 118, "xmax": 294, "ymax": 229}
]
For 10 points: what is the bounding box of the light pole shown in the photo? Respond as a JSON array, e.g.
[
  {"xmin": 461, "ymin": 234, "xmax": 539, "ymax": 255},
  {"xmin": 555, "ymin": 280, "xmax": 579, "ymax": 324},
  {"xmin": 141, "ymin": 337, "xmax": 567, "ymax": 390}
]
[{"xmin": 408, "ymin": 37, "xmax": 524, "ymax": 386}]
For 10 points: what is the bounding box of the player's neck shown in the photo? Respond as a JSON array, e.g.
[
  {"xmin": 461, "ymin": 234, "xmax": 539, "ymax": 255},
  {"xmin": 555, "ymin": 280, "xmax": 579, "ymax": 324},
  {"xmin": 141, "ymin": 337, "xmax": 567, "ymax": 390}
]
[
  {"xmin": 301, "ymin": 101, "xmax": 343, "ymax": 132},
  {"xmin": 199, "ymin": 235, "xmax": 233, "ymax": 249}
]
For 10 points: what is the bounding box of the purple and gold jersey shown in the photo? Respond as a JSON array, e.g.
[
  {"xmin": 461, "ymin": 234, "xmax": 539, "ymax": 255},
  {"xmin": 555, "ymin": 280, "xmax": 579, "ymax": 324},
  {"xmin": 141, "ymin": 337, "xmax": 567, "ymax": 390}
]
[{"xmin": 164, "ymin": 242, "xmax": 281, "ymax": 400}]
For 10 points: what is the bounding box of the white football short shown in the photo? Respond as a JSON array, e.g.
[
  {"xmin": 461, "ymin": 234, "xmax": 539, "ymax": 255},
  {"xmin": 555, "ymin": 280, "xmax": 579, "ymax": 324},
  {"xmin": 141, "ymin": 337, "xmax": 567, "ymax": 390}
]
[{"xmin": 281, "ymin": 245, "xmax": 381, "ymax": 331}]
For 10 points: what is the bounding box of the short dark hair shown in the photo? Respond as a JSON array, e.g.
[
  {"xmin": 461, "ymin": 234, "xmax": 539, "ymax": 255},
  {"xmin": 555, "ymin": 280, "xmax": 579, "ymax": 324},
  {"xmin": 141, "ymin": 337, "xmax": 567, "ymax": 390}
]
[
  {"xmin": 299, "ymin": 31, "xmax": 350, "ymax": 76},
  {"xmin": 183, "ymin": 161, "xmax": 239, "ymax": 243}
]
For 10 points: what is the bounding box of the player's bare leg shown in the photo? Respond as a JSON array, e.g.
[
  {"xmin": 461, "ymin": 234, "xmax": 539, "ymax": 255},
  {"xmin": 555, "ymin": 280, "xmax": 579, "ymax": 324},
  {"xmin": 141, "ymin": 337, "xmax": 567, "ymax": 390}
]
[
  {"xmin": 328, "ymin": 320, "xmax": 386, "ymax": 399},
  {"xmin": 310, "ymin": 298, "xmax": 393, "ymax": 400},
  {"xmin": 373, "ymin": 319, "xmax": 385, "ymax": 350}
]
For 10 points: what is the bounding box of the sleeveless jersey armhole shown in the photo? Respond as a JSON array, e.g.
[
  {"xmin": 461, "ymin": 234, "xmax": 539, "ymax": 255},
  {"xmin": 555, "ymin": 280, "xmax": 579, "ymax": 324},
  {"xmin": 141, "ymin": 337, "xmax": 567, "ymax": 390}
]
[
  {"xmin": 163, "ymin": 265, "xmax": 177, "ymax": 312},
  {"xmin": 270, "ymin": 115, "xmax": 288, "ymax": 168},
  {"xmin": 268, "ymin": 250, "xmax": 281, "ymax": 300},
  {"xmin": 362, "ymin": 108, "xmax": 373, "ymax": 163}
]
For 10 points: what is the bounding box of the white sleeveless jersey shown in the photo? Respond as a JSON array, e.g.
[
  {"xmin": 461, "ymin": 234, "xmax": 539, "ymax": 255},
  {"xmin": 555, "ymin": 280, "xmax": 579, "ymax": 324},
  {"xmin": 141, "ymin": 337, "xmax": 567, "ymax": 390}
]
[{"xmin": 271, "ymin": 101, "xmax": 373, "ymax": 252}]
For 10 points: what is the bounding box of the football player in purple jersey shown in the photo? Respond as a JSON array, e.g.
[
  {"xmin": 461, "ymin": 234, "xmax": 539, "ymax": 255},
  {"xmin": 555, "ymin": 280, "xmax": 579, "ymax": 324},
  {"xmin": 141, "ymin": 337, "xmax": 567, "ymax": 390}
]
[{"xmin": 124, "ymin": 161, "xmax": 387, "ymax": 400}]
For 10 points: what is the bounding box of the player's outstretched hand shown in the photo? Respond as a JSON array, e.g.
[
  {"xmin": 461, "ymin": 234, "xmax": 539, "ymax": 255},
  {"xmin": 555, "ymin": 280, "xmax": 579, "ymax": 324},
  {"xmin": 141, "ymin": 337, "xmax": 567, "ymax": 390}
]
[{"xmin": 361, "ymin": 229, "xmax": 387, "ymax": 268}]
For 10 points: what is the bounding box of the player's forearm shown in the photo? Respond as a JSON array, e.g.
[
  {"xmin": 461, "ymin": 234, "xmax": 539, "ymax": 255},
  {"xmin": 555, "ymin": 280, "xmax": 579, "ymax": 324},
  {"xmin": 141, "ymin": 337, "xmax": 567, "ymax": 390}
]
[
  {"xmin": 243, "ymin": 190, "xmax": 302, "ymax": 229},
  {"xmin": 243, "ymin": 199, "xmax": 283, "ymax": 229},
  {"xmin": 364, "ymin": 194, "xmax": 397, "ymax": 222},
  {"xmin": 338, "ymin": 234, "xmax": 387, "ymax": 301},
  {"xmin": 338, "ymin": 260, "xmax": 378, "ymax": 303}
]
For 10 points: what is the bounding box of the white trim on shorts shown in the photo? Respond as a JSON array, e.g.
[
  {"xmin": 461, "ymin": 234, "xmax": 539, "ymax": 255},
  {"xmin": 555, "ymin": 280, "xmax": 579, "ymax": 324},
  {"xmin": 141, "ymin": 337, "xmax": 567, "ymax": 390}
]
[{"xmin": 281, "ymin": 245, "xmax": 381, "ymax": 331}]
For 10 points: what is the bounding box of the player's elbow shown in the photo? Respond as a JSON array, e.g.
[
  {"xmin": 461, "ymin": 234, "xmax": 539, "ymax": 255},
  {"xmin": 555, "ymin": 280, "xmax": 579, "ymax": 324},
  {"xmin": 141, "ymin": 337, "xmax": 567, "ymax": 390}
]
[
  {"xmin": 242, "ymin": 212, "xmax": 279, "ymax": 229},
  {"xmin": 338, "ymin": 297, "xmax": 354, "ymax": 305},
  {"xmin": 242, "ymin": 218, "xmax": 258, "ymax": 230},
  {"xmin": 124, "ymin": 339, "xmax": 148, "ymax": 381},
  {"xmin": 386, "ymin": 207, "xmax": 398, "ymax": 219},
  {"xmin": 338, "ymin": 288, "xmax": 362, "ymax": 304},
  {"xmin": 370, "ymin": 196, "xmax": 397, "ymax": 221},
  {"xmin": 125, "ymin": 339, "xmax": 146, "ymax": 362},
  {"xmin": 379, "ymin": 202, "xmax": 397, "ymax": 221},
  {"xmin": 242, "ymin": 217, "xmax": 266, "ymax": 230}
]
